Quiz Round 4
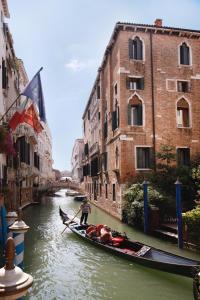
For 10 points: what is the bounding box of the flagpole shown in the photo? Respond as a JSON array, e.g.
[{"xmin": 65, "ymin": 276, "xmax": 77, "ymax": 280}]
[
  {"xmin": 0, "ymin": 94, "xmax": 21, "ymax": 123},
  {"xmin": 0, "ymin": 67, "xmax": 43, "ymax": 124}
]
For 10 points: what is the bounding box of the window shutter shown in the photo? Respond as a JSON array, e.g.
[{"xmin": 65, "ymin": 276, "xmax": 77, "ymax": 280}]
[
  {"xmin": 2, "ymin": 59, "xmax": 7, "ymax": 89},
  {"xmin": 136, "ymin": 39, "xmax": 143, "ymax": 60},
  {"xmin": 127, "ymin": 103, "xmax": 132, "ymax": 125},
  {"xmin": 129, "ymin": 39, "xmax": 133, "ymax": 59},
  {"xmin": 185, "ymin": 148, "xmax": 190, "ymax": 165},
  {"xmin": 117, "ymin": 106, "xmax": 120, "ymax": 127},
  {"xmin": 112, "ymin": 111, "xmax": 117, "ymax": 131},
  {"xmin": 126, "ymin": 77, "xmax": 130, "ymax": 89},
  {"xmin": 137, "ymin": 105, "xmax": 143, "ymax": 125},
  {"xmin": 139, "ymin": 77, "xmax": 144, "ymax": 90}
]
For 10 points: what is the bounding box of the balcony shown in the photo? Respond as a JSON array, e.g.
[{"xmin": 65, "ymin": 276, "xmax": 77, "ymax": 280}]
[{"xmin": 89, "ymin": 142, "xmax": 99, "ymax": 156}]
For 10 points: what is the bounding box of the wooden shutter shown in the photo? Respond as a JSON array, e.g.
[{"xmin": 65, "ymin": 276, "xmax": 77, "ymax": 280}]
[
  {"xmin": 127, "ymin": 103, "xmax": 132, "ymax": 125},
  {"xmin": 139, "ymin": 77, "xmax": 144, "ymax": 90},
  {"xmin": 137, "ymin": 104, "xmax": 143, "ymax": 125},
  {"xmin": 136, "ymin": 38, "xmax": 143, "ymax": 60},
  {"xmin": 112, "ymin": 111, "xmax": 117, "ymax": 131},
  {"xmin": 129, "ymin": 39, "xmax": 133, "ymax": 59}
]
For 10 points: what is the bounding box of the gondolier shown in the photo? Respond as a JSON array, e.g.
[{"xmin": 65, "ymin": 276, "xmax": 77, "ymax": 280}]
[{"xmin": 80, "ymin": 199, "xmax": 91, "ymax": 225}]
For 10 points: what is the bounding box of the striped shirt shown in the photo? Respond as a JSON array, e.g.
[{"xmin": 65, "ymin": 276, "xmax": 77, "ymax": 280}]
[{"xmin": 80, "ymin": 203, "xmax": 91, "ymax": 213}]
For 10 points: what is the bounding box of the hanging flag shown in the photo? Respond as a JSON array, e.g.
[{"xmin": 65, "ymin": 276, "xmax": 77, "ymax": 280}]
[
  {"xmin": 8, "ymin": 99, "xmax": 27, "ymax": 130},
  {"xmin": 21, "ymin": 68, "xmax": 47, "ymax": 122},
  {"xmin": 23, "ymin": 104, "xmax": 43, "ymax": 133}
]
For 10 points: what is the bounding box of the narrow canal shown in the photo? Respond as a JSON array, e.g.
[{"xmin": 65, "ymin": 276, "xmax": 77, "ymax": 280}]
[{"xmin": 22, "ymin": 190, "xmax": 200, "ymax": 300}]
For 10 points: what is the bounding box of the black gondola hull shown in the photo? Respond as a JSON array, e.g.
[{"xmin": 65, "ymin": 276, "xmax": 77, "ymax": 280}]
[{"xmin": 59, "ymin": 207, "xmax": 200, "ymax": 278}]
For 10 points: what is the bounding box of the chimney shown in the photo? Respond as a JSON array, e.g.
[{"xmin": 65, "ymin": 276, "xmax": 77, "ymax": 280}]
[{"xmin": 154, "ymin": 19, "xmax": 163, "ymax": 27}]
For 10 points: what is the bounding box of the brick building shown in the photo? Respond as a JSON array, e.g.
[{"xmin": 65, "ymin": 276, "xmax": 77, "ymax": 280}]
[{"xmin": 82, "ymin": 19, "xmax": 200, "ymax": 219}]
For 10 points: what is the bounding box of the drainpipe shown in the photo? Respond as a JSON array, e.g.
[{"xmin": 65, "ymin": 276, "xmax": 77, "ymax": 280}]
[{"xmin": 150, "ymin": 30, "xmax": 156, "ymax": 171}]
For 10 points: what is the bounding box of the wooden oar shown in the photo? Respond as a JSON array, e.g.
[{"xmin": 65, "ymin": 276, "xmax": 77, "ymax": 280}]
[{"xmin": 61, "ymin": 208, "xmax": 81, "ymax": 234}]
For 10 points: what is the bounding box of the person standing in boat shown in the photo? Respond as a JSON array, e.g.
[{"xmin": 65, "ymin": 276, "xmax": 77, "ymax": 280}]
[{"xmin": 80, "ymin": 199, "xmax": 91, "ymax": 225}]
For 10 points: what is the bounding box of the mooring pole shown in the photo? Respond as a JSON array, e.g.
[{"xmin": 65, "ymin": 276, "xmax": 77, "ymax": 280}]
[
  {"xmin": 175, "ymin": 178, "xmax": 183, "ymax": 249},
  {"xmin": 9, "ymin": 209, "xmax": 29, "ymax": 269},
  {"xmin": 143, "ymin": 181, "xmax": 149, "ymax": 234}
]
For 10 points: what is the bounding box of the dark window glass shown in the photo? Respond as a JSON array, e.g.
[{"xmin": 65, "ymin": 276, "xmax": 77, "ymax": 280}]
[
  {"xmin": 112, "ymin": 184, "xmax": 116, "ymax": 201},
  {"xmin": 136, "ymin": 147, "xmax": 152, "ymax": 169},
  {"xmin": 133, "ymin": 37, "xmax": 143, "ymax": 60},
  {"xmin": 177, "ymin": 81, "xmax": 190, "ymax": 92},
  {"xmin": 180, "ymin": 43, "xmax": 190, "ymax": 65},
  {"xmin": 131, "ymin": 104, "xmax": 143, "ymax": 126},
  {"xmin": 127, "ymin": 77, "xmax": 144, "ymax": 90},
  {"xmin": 177, "ymin": 148, "xmax": 190, "ymax": 166}
]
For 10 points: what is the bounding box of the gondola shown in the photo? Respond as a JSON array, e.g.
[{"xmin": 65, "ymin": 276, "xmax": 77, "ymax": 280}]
[
  {"xmin": 59, "ymin": 207, "xmax": 200, "ymax": 278},
  {"xmin": 74, "ymin": 195, "xmax": 87, "ymax": 202}
]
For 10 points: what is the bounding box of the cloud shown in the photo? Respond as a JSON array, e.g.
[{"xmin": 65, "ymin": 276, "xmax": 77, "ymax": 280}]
[{"xmin": 65, "ymin": 58, "xmax": 94, "ymax": 72}]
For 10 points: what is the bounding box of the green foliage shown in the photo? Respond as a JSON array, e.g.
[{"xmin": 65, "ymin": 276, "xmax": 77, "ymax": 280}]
[
  {"xmin": 182, "ymin": 206, "xmax": 200, "ymax": 244},
  {"xmin": 156, "ymin": 144, "xmax": 176, "ymax": 168},
  {"xmin": 122, "ymin": 183, "xmax": 175, "ymax": 228}
]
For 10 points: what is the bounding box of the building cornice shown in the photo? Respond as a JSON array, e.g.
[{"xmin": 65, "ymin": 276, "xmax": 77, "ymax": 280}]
[
  {"xmin": 82, "ymin": 21, "xmax": 200, "ymax": 118},
  {"xmin": 1, "ymin": 0, "xmax": 10, "ymax": 18}
]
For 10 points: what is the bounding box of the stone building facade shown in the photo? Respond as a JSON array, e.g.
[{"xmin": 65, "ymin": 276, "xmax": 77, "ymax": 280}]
[
  {"xmin": 71, "ymin": 139, "xmax": 84, "ymax": 182},
  {"xmin": 82, "ymin": 19, "xmax": 200, "ymax": 219},
  {"xmin": 0, "ymin": 0, "xmax": 54, "ymax": 209}
]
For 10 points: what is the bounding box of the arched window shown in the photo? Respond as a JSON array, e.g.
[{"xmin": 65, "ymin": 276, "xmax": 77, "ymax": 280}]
[
  {"xmin": 180, "ymin": 43, "xmax": 190, "ymax": 65},
  {"xmin": 177, "ymin": 98, "xmax": 190, "ymax": 127},
  {"xmin": 128, "ymin": 95, "xmax": 143, "ymax": 126},
  {"xmin": 129, "ymin": 37, "xmax": 143, "ymax": 60}
]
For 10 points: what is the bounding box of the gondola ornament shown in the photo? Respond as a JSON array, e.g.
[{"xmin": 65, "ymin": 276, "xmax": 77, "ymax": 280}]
[{"xmin": 0, "ymin": 237, "xmax": 33, "ymax": 299}]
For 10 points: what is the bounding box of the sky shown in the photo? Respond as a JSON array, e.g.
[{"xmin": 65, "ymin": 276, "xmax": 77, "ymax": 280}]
[{"xmin": 7, "ymin": 0, "xmax": 200, "ymax": 171}]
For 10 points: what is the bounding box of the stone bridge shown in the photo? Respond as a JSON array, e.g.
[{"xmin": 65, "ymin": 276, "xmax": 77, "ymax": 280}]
[{"xmin": 46, "ymin": 181, "xmax": 84, "ymax": 194}]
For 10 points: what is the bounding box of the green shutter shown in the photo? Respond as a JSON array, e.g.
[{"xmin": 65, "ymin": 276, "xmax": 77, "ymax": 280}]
[
  {"xmin": 129, "ymin": 39, "xmax": 133, "ymax": 59},
  {"xmin": 127, "ymin": 103, "xmax": 132, "ymax": 125}
]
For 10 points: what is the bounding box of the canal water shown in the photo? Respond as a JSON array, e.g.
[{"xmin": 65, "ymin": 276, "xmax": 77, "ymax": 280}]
[{"xmin": 22, "ymin": 189, "xmax": 200, "ymax": 300}]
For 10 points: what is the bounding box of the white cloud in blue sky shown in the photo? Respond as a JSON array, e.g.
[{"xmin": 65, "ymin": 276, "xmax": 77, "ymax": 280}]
[
  {"xmin": 65, "ymin": 59, "xmax": 95, "ymax": 72},
  {"xmin": 7, "ymin": 0, "xmax": 200, "ymax": 171}
]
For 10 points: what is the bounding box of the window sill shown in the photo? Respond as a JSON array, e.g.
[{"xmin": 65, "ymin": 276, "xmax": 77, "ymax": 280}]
[
  {"xmin": 177, "ymin": 126, "xmax": 191, "ymax": 129},
  {"xmin": 178, "ymin": 64, "xmax": 192, "ymax": 69},
  {"xmin": 130, "ymin": 59, "xmax": 145, "ymax": 64},
  {"xmin": 136, "ymin": 168, "xmax": 152, "ymax": 171}
]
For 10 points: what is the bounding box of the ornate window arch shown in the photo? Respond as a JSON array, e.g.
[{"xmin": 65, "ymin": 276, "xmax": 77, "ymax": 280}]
[
  {"xmin": 127, "ymin": 93, "xmax": 144, "ymax": 126},
  {"xmin": 179, "ymin": 42, "xmax": 191, "ymax": 65},
  {"xmin": 129, "ymin": 36, "xmax": 144, "ymax": 60},
  {"xmin": 176, "ymin": 97, "xmax": 190, "ymax": 128}
]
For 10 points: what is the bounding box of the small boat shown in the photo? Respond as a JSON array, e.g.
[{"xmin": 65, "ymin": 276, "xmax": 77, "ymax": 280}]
[
  {"xmin": 59, "ymin": 207, "xmax": 200, "ymax": 278},
  {"xmin": 74, "ymin": 195, "xmax": 87, "ymax": 202},
  {"xmin": 65, "ymin": 190, "xmax": 80, "ymax": 197}
]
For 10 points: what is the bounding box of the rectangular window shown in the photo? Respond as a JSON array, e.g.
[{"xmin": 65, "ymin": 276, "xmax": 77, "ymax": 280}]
[
  {"xmin": 127, "ymin": 77, "xmax": 144, "ymax": 90},
  {"xmin": 97, "ymin": 85, "xmax": 101, "ymax": 99},
  {"xmin": 105, "ymin": 184, "xmax": 108, "ymax": 199},
  {"xmin": 177, "ymin": 148, "xmax": 190, "ymax": 166},
  {"xmin": 136, "ymin": 147, "xmax": 152, "ymax": 169},
  {"xmin": 112, "ymin": 184, "xmax": 116, "ymax": 201},
  {"xmin": 114, "ymin": 83, "xmax": 117, "ymax": 95},
  {"xmin": 177, "ymin": 81, "xmax": 190, "ymax": 93}
]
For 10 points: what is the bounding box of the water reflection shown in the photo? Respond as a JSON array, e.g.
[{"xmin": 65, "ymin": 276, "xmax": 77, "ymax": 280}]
[{"xmin": 22, "ymin": 189, "xmax": 199, "ymax": 300}]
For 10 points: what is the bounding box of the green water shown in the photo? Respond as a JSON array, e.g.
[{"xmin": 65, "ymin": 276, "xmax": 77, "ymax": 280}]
[{"xmin": 22, "ymin": 189, "xmax": 200, "ymax": 300}]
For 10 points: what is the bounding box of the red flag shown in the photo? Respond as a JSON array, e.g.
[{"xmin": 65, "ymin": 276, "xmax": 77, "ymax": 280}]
[
  {"xmin": 23, "ymin": 104, "xmax": 43, "ymax": 133},
  {"xmin": 8, "ymin": 100, "xmax": 27, "ymax": 130}
]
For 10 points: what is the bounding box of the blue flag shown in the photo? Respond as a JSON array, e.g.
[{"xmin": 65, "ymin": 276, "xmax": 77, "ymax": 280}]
[{"xmin": 21, "ymin": 68, "xmax": 46, "ymax": 122}]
